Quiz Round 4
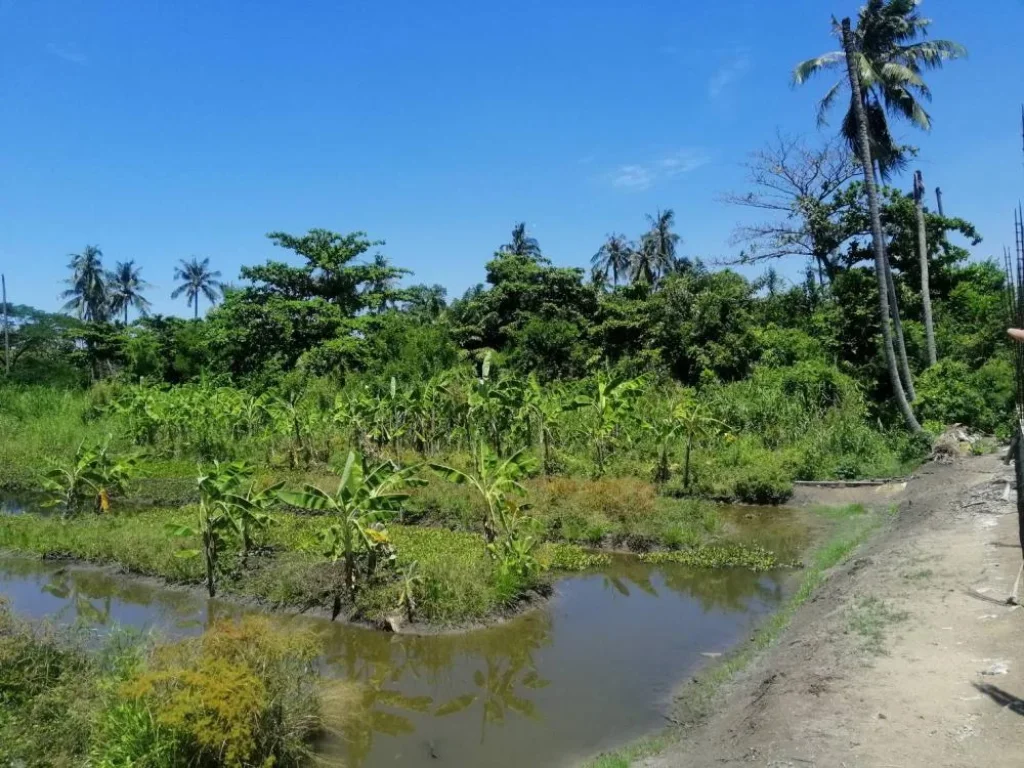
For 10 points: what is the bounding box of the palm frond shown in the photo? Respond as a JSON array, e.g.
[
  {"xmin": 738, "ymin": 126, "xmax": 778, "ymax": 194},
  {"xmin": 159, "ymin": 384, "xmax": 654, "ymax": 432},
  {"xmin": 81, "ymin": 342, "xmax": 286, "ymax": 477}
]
[{"xmin": 792, "ymin": 51, "xmax": 844, "ymax": 85}]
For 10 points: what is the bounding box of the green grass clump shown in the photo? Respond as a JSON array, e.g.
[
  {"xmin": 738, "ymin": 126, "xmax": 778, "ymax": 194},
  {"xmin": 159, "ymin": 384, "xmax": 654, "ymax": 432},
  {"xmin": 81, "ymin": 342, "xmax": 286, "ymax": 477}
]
[
  {"xmin": 539, "ymin": 543, "xmax": 612, "ymax": 571},
  {"xmin": 639, "ymin": 544, "xmax": 784, "ymax": 571},
  {"xmin": 0, "ymin": 602, "xmax": 323, "ymax": 767}
]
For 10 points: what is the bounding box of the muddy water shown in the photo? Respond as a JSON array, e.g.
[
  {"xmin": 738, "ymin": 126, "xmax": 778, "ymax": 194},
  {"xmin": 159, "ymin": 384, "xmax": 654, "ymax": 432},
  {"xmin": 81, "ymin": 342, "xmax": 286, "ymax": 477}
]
[{"xmin": 0, "ymin": 506, "xmax": 813, "ymax": 768}]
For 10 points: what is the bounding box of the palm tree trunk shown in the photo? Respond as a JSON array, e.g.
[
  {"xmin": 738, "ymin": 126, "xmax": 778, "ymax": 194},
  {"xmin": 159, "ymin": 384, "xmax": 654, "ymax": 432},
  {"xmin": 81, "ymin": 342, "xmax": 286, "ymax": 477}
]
[
  {"xmin": 841, "ymin": 18, "xmax": 923, "ymax": 435},
  {"xmin": 882, "ymin": 250, "xmax": 917, "ymax": 400},
  {"xmin": 194, "ymin": 297, "xmax": 199, "ymax": 320},
  {"xmin": 915, "ymin": 171, "xmax": 937, "ymax": 366},
  {"xmin": 124, "ymin": 304, "xmax": 129, "ymax": 326}
]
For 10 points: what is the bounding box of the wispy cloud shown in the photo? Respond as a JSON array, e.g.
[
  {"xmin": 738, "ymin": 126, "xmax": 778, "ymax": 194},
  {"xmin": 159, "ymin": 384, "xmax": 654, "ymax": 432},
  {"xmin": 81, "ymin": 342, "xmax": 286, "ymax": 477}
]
[
  {"xmin": 611, "ymin": 165, "xmax": 656, "ymax": 190},
  {"xmin": 708, "ymin": 52, "xmax": 750, "ymax": 99},
  {"xmin": 46, "ymin": 42, "xmax": 88, "ymax": 65},
  {"xmin": 608, "ymin": 149, "xmax": 711, "ymax": 191}
]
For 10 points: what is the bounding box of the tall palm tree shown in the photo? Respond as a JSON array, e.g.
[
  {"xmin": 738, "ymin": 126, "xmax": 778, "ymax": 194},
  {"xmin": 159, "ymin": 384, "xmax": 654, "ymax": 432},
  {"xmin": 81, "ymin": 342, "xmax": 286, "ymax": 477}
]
[
  {"xmin": 591, "ymin": 234, "xmax": 634, "ymax": 287},
  {"xmin": 108, "ymin": 260, "xmax": 151, "ymax": 325},
  {"xmin": 914, "ymin": 169, "xmax": 937, "ymax": 366},
  {"xmin": 633, "ymin": 210, "xmax": 680, "ymax": 286},
  {"xmin": 793, "ymin": 0, "xmax": 966, "ymax": 180},
  {"xmin": 501, "ymin": 222, "xmax": 542, "ymax": 258},
  {"xmin": 61, "ymin": 245, "xmax": 109, "ymax": 322},
  {"xmin": 838, "ymin": 17, "xmax": 922, "ymax": 434},
  {"xmin": 172, "ymin": 257, "xmax": 223, "ymax": 319}
]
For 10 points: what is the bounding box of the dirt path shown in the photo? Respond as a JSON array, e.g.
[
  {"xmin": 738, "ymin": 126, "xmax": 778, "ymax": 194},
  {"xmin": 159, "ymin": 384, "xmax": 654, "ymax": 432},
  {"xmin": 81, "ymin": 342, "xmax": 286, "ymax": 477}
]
[{"xmin": 645, "ymin": 453, "xmax": 1024, "ymax": 768}]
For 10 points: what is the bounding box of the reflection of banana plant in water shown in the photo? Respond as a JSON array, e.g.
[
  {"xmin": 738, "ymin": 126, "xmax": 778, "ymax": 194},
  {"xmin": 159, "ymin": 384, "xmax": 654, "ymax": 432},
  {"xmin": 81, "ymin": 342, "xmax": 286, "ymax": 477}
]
[
  {"xmin": 331, "ymin": 655, "xmax": 434, "ymax": 767},
  {"xmin": 434, "ymin": 650, "xmax": 550, "ymax": 745},
  {"xmin": 280, "ymin": 451, "xmax": 421, "ymax": 615},
  {"xmin": 430, "ymin": 441, "xmax": 533, "ymax": 546},
  {"xmin": 40, "ymin": 440, "xmax": 138, "ymax": 518},
  {"xmin": 42, "ymin": 569, "xmax": 112, "ymax": 625}
]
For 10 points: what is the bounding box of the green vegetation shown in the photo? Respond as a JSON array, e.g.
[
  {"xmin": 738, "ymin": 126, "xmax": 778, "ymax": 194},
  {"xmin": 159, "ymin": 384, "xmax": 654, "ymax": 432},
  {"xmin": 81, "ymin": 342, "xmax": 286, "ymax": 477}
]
[{"xmin": 0, "ymin": 602, "xmax": 323, "ymax": 767}]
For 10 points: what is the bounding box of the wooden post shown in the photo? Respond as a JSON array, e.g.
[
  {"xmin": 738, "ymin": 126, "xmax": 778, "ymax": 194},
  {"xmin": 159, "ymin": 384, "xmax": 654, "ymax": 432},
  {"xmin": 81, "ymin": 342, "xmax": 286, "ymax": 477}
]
[{"xmin": 2, "ymin": 274, "xmax": 9, "ymax": 376}]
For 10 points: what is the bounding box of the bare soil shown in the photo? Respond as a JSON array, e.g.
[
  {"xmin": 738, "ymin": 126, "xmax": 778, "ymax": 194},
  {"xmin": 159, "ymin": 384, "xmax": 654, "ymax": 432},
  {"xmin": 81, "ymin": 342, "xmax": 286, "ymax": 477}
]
[{"xmin": 645, "ymin": 453, "xmax": 1024, "ymax": 768}]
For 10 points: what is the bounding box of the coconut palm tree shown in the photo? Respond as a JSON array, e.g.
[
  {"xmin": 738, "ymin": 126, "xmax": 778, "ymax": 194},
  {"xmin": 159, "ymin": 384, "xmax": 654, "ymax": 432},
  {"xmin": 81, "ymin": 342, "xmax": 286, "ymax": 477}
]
[
  {"xmin": 172, "ymin": 257, "xmax": 223, "ymax": 319},
  {"xmin": 793, "ymin": 0, "xmax": 966, "ymax": 180},
  {"xmin": 837, "ymin": 16, "xmax": 922, "ymax": 434},
  {"xmin": 501, "ymin": 222, "xmax": 542, "ymax": 258},
  {"xmin": 107, "ymin": 260, "xmax": 151, "ymax": 325},
  {"xmin": 914, "ymin": 169, "xmax": 937, "ymax": 366},
  {"xmin": 591, "ymin": 234, "xmax": 634, "ymax": 287},
  {"xmin": 632, "ymin": 210, "xmax": 681, "ymax": 286},
  {"xmin": 61, "ymin": 245, "xmax": 109, "ymax": 322}
]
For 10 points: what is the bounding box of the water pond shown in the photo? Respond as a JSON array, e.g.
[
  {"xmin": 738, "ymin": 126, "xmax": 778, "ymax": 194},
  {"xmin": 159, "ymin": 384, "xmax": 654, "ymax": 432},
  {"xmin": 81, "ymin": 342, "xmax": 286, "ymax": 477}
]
[{"xmin": 0, "ymin": 505, "xmax": 816, "ymax": 768}]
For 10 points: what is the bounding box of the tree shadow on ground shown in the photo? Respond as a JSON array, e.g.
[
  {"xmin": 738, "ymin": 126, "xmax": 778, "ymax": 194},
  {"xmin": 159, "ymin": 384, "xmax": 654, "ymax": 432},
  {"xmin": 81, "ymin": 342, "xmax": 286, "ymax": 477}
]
[{"xmin": 973, "ymin": 682, "xmax": 1024, "ymax": 715}]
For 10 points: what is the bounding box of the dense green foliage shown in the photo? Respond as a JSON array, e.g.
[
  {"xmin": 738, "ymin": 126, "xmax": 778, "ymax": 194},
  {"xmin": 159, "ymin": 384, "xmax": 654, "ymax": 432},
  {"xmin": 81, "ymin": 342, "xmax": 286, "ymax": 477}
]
[{"xmin": 0, "ymin": 604, "xmax": 324, "ymax": 767}]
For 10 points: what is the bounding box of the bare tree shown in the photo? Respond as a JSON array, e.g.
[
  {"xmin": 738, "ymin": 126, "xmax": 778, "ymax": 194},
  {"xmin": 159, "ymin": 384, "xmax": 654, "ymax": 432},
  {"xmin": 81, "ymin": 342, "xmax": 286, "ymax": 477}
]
[{"xmin": 723, "ymin": 133, "xmax": 861, "ymax": 282}]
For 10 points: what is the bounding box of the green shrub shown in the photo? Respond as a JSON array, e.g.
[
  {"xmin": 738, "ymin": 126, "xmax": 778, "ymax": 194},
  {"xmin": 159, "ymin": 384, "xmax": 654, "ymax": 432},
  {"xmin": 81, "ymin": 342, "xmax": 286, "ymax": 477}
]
[{"xmin": 733, "ymin": 465, "xmax": 793, "ymax": 505}]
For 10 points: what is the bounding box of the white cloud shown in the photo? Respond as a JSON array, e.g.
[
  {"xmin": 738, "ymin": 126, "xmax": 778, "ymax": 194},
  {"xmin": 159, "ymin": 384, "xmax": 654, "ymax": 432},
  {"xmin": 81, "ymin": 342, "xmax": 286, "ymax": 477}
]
[
  {"xmin": 608, "ymin": 149, "xmax": 710, "ymax": 191},
  {"xmin": 46, "ymin": 42, "xmax": 88, "ymax": 65},
  {"xmin": 611, "ymin": 164, "xmax": 656, "ymax": 190},
  {"xmin": 708, "ymin": 53, "xmax": 750, "ymax": 98},
  {"xmin": 659, "ymin": 149, "xmax": 712, "ymax": 176}
]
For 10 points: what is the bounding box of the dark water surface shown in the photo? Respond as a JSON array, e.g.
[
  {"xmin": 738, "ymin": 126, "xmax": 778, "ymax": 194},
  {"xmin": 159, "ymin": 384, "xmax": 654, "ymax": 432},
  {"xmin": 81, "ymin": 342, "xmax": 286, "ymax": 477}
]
[{"xmin": 0, "ymin": 506, "xmax": 814, "ymax": 768}]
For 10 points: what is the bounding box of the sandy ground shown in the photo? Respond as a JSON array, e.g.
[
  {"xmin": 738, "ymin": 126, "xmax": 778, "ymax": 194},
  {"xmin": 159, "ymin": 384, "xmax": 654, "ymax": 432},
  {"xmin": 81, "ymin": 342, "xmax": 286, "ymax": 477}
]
[{"xmin": 645, "ymin": 453, "xmax": 1024, "ymax": 768}]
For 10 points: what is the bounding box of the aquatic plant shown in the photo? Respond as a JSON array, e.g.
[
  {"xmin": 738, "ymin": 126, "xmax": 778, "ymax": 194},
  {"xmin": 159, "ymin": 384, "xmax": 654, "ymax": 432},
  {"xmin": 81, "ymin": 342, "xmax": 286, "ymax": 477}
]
[{"xmin": 640, "ymin": 544, "xmax": 786, "ymax": 572}]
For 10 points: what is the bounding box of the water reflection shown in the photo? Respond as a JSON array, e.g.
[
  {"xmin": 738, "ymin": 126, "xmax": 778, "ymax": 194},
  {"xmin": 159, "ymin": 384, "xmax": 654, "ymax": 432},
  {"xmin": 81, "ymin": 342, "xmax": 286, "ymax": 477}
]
[{"xmin": 0, "ymin": 547, "xmax": 794, "ymax": 768}]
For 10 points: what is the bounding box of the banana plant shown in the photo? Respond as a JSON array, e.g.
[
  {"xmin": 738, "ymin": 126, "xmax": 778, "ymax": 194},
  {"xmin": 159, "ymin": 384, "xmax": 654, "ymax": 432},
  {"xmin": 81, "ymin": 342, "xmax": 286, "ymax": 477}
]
[
  {"xmin": 224, "ymin": 463, "xmax": 282, "ymax": 566},
  {"xmin": 430, "ymin": 441, "xmax": 534, "ymax": 546},
  {"xmin": 520, "ymin": 374, "xmax": 566, "ymax": 475},
  {"xmin": 40, "ymin": 441, "xmax": 138, "ymax": 518},
  {"xmin": 674, "ymin": 399, "xmax": 727, "ymax": 491},
  {"xmin": 566, "ymin": 372, "xmax": 644, "ymax": 475},
  {"xmin": 396, "ymin": 560, "xmax": 423, "ymax": 623},
  {"xmin": 487, "ymin": 500, "xmax": 542, "ymax": 579},
  {"xmin": 168, "ymin": 461, "xmax": 249, "ymax": 597},
  {"xmin": 280, "ymin": 451, "xmax": 421, "ymax": 614},
  {"xmin": 643, "ymin": 417, "xmax": 680, "ymax": 485}
]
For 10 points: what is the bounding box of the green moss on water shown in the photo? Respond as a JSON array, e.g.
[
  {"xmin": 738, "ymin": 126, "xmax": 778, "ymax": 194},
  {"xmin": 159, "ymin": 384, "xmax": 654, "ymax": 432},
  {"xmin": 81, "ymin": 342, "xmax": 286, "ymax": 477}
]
[{"xmin": 639, "ymin": 544, "xmax": 785, "ymax": 571}]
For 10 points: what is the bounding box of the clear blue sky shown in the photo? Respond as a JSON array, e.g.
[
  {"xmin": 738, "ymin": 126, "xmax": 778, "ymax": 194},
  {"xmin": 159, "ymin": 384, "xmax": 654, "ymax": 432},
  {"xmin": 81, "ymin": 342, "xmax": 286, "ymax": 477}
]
[{"xmin": 1, "ymin": 0, "xmax": 1021, "ymax": 317}]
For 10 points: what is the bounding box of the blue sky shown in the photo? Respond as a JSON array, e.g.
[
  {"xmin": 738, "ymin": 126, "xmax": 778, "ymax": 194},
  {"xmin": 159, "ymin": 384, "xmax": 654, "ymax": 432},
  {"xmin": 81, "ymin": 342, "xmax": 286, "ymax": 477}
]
[{"xmin": 1, "ymin": 0, "xmax": 1021, "ymax": 317}]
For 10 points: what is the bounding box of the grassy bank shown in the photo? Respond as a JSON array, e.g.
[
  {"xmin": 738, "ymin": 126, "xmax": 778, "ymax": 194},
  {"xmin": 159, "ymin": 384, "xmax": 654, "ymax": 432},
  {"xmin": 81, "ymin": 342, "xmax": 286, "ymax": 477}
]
[
  {"xmin": 585, "ymin": 503, "xmax": 885, "ymax": 768},
  {"xmin": 0, "ymin": 508, "xmax": 545, "ymax": 627},
  {"xmin": 0, "ymin": 503, "xmax": 786, "ymax": 628},
  {"xmin": 0, "ymin": 602, "xmax": 325, "ymax": 767}
]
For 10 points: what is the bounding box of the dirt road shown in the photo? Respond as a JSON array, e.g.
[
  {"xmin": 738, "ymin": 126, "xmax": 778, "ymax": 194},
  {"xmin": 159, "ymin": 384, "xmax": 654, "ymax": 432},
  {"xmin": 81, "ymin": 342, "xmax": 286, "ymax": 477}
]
[{"xmin": 646, "ymin": 453, "xmax": 1024, "ymax": 768}]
